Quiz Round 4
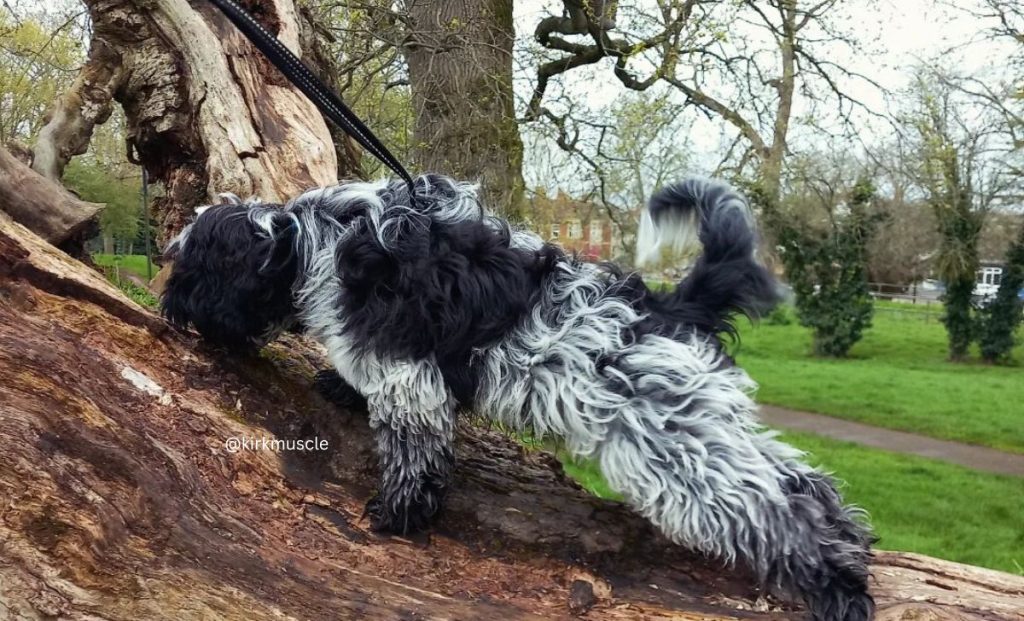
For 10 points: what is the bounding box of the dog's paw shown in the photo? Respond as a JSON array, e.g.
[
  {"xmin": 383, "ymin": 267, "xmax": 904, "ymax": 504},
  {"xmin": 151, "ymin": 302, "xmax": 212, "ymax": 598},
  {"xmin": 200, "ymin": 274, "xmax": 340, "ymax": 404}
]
[
  {"xmin": 313, "ymin": 369, "xmax": 366, "ymax": 409},
  {"xmin": 364, "ymin": 494, "xmax": 440, "ymax": 535},
  {"xmin": 364, "ymin": 496, "xmax": 392, "ymax": 532}
]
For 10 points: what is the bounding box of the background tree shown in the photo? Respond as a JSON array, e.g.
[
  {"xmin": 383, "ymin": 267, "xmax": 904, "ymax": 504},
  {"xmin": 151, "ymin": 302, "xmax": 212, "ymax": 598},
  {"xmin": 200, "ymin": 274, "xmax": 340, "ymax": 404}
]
[
  {"xmin": 0, "ymin": 8, "xmax": 83, "ymax": 147},
  {"xmin": 866, "ymin": 199, "xmax": 938, "ymax": 287},
  {"xmin": 947, "ymin": 1, "xmax": 1024, "ymax": 364},
  {"xmin": 861, "ymin": 143, "xmax": 938, "ymax": 287},
  {"xmin": 957, "ymin": 0, "xmax": 1022, "ymax": 157},
  {"xmin": 978, "ymin": 224, "xmax": 1024, "ymax": 363},
  {"xmin": 309, "ymin": 2, "xmax": 412, "ymax": 178},
  {"xmin": 403, "ymin": 0, "xmax": 524, "ymax": 218},
  {"xmin": 901, "ymin": 69, "xmax": 1014, "ymax": 361},
  {"xmin": 250, "ymin": 0, "xmax": 525, "ymax": 218},
  {"xmin": 526, "ymin": 0, "xmax": 877, "ymax": 208},
  {"xmin": 764, "ymin": 156, "xmax": 883, "ymax": 357}
]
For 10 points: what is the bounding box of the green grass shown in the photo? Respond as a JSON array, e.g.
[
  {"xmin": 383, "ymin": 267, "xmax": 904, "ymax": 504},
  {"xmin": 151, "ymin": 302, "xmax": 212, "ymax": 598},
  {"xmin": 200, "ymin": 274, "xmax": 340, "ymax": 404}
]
[
  {"xmin": 553, "ymin": 434, "xmax": 1024, "ymax": 574},
  {"xmin": 560, "ymin": 454, "xmax": 623, "ymax": 500},
  {"xmin": 786, "ymin": 432, "xmax": 1024, "ymax": 574},
  {"xmin": 115, "ymin": 279, "xmax": 159, "ymax": 309},
  {"xmin": 734, "ymin": 307, "xmax": 1024, "ymax": 453},
  {"xmin": 92, "ymin": 254, "xmax": 154, "ymax": 281},
  {"xmin": 92, "ymin": 254, "xmax": 158, "ymax": 309}
]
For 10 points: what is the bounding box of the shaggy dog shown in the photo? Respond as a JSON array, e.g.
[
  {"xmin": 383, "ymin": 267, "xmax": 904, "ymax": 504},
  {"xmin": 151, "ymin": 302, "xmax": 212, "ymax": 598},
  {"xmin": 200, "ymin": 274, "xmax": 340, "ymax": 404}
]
[{"xmin": 162, "ymin": 175, "xmax": 874, "ymax": 621}]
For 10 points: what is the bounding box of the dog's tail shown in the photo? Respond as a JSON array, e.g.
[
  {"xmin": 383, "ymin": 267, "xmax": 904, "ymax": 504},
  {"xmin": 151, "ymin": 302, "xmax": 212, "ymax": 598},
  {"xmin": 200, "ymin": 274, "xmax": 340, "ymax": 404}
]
[{"xmin": 635, "ymin": 177, "xmax": 780, "ymax": 335}]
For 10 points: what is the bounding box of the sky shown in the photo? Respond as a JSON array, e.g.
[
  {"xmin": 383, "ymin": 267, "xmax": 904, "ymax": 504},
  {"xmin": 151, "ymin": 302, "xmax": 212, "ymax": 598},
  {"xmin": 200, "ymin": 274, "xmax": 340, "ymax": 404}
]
[
  {"xmin": 511, "ymin": 0, "xmax": 1018, "ymax": 191},
  {"xmin": 12, "ymin": 0, "xmax": 1014, "ymax": 116},
  {"xmin": 514, "ymin": 0, "xmax": 1012, "ymax": 105}
]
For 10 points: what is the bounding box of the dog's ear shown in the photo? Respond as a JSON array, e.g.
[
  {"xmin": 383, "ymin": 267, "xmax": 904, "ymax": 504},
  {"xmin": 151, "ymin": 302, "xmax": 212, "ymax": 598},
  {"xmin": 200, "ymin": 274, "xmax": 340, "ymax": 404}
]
[
  {"xmin": 163, "ymin": 226, "xmax": 190, "ymax": 262},
  {"xmin": 163, "ymin": 200, "xmax": 235, "ymax": 262}
]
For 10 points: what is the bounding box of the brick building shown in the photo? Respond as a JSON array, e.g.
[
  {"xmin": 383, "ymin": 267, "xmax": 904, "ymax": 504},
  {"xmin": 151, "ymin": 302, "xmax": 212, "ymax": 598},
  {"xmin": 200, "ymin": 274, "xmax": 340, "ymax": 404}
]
[{"xmin": 525, "ymin": 188, "xmax": 626, "ymax": 261}]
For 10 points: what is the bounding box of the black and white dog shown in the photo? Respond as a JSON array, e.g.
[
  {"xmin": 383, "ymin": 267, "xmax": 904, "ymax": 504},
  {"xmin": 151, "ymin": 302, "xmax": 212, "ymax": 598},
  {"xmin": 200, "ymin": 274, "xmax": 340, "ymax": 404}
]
[{"xmin": 162, "ymin": 175, "xmax": 874, "ymax": 621}]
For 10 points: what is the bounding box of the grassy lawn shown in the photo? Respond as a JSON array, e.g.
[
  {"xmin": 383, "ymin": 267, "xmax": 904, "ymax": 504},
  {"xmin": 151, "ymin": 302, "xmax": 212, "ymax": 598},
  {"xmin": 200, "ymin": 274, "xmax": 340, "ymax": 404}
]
[
  {"xmin": 93, "ymin": 253, "xmax": 155, "ymax": 281},
  {"xmin": 734, "ymin": 306, "xmax": 1024, "ymax": 453},
  {"xmin": 92, "ymin": 254, "xmax": 159, "ymax": 309},
  {"xmin": 786, "ymin": 432, "xmax": 1024, "ymax": 574},
  {"xmin": 556, "ymin": 433, "xmax": 1024, "ymax": 574}
]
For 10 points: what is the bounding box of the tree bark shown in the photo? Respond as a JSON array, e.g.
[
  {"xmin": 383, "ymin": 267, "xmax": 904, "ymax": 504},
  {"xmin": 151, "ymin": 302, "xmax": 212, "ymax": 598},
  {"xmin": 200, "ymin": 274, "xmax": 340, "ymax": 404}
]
[
  {"xmin": 403, "ymin": 0, "xmax": 526, "ymax": 219},
  {"xmin": 80, "ymin": 0, "xmax": 340, "ymax": 242},
  {"xmin": 2, "ymin": 189, "xmax": 1023, "ymax": 620},
  {"xmin": 30, "ymin": 39, "xmax": 125, "ymax": 182},
  {"xmin": 0, "ymin": 144, "xmax": 102, "ymax": 246}
]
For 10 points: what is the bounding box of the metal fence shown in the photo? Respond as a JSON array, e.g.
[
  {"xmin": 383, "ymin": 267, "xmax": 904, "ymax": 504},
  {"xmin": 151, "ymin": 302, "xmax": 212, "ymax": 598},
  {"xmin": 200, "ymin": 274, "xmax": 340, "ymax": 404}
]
[{"xmin": 868, "ymin": 282, "xmax": 942, "ymax": 322}]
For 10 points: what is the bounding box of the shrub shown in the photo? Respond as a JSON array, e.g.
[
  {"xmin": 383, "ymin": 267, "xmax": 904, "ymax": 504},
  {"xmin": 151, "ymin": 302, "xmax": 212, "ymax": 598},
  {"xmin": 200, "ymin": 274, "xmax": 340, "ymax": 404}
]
[
  {"xmin": 765, "ymin": 304, "xmax": 795, "ymax": 326},
  {"xmin": 978, "ymin": 226, "xmax": 1024, "ymax": 364},
  {"xmin": 766, "ymin": 180, "xmax": 884, "ymax": 357}
]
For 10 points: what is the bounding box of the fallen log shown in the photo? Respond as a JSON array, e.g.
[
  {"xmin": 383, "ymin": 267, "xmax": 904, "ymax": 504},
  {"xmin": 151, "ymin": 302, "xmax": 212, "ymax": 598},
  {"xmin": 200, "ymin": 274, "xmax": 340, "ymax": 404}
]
[
  {"xmin": 0, "ymin": 145, "xmax": 102, "ymax": 247},
  {"xmin": 1, "ymin": 211, "xmax": 1022, "ymax": 620}
]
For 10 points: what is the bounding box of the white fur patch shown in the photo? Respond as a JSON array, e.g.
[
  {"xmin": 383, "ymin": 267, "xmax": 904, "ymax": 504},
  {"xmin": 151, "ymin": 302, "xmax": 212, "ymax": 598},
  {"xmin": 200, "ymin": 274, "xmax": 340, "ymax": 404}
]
[{"xmin": 634, "ymin": 207, "xmax": 700, "ymax": 268}]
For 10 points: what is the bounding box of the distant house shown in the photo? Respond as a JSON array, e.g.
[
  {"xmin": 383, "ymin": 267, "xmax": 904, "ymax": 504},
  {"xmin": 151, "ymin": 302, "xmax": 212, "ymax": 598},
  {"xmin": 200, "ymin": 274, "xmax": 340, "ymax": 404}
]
[
  {"xmin": 525, "ymin": 188, "xmax": 627, "ymax": 261},
  {"xmin": 975, "ymin": 261, "xmax": 1004, "ymax": 299}
]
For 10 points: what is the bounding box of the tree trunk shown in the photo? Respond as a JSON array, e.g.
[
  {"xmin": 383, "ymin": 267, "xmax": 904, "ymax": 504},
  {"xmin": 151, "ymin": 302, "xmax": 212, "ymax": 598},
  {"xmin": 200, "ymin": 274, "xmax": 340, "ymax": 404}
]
[
  {"xmin": 81, "ymin": 0, "xmax": 340, "ymax": 242},
  {"xmin": 2, "ymin": 175, "xmax": 1023, "ymax": 620},
  {"xmin": 403, "ymin": 0, "xmax": 526, "ymax": 219}
]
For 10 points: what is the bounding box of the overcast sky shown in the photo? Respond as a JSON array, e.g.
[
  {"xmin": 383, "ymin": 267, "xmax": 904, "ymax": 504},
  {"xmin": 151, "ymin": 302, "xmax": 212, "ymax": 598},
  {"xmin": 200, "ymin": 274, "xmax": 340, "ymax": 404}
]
[{"xmin": 511, "ymin": 0, "xmax": 1017, "ymax": 190}]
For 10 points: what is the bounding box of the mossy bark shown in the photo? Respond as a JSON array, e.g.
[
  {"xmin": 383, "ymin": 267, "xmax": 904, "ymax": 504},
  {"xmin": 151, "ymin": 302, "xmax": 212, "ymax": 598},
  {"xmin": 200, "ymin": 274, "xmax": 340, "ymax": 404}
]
[{"xmin": 403, "ymin": 0, "xmax": 525, "ymax": 219}]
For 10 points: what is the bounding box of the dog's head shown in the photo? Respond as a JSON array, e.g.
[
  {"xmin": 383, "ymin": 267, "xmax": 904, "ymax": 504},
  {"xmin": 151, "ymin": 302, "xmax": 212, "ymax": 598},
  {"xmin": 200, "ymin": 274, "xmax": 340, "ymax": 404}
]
[{"xmin": 161, "ymin": 200, "xmax": 301, "ymax": 350}]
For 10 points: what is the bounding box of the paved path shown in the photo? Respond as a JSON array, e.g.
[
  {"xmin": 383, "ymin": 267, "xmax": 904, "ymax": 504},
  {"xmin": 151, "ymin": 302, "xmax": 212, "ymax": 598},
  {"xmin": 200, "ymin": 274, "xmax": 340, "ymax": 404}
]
[{"xmin": 758, "ymin": 405, "xmax": 1024, "ymax": 478}]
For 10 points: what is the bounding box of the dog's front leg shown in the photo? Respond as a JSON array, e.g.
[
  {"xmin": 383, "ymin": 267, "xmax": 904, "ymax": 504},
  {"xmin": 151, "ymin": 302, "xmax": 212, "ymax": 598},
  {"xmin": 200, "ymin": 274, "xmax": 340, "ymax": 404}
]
[{"xmin": 364, "ymin": 364, "xmax": 455, "ymax": 534}]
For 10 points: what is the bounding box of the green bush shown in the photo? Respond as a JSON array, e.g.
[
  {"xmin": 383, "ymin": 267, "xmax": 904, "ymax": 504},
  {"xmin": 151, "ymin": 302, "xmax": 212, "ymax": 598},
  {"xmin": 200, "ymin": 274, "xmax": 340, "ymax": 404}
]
[
  {"xmin": 766, "ymin": 180, "xmax": 883, "ymax": 357},
  {"xmin": 765, "ymin": 304, "xmax": 795, "ymax": 326},
  {"xmin": 978, "ymin": 226, "xmax": 1024, "ymax": 364},
  {"xmin": 930, "ymin": 181, "xmax": 984, "ymax": 362},
  {"xmin": 942, "ymin": 276, "xmax": 977, "ymax": 361}
]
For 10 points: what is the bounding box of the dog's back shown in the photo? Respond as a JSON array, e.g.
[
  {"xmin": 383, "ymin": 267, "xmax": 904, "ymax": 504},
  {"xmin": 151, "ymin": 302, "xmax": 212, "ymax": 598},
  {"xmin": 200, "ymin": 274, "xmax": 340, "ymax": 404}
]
[{"xmin": 289, "ymin": 176, "xmax": 873, "ymax": 621}]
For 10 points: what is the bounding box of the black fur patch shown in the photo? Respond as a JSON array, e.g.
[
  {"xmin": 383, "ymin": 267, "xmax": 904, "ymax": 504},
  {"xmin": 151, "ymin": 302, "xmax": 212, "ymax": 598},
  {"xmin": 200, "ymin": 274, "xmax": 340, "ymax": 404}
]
[
  {"xmin": 161, "ymin": 204, "xmax": 300, "ymax": 349},
  {"xmin": 335, "ymin": 211, "xmax": 563, "ymax": 405},
  {"xmin": 366, "ymin": 442, "xmax": 454, "ymax": 535},
  {"xmin": 313, "ymin": 368, "xmax": 366, "ymax": 409}
]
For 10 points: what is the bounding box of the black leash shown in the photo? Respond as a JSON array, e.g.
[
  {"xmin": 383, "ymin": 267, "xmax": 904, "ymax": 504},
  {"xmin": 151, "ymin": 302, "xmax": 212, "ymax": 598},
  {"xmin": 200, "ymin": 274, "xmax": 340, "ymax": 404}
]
[{"xmin": 206, "ymin": 0, "xmax": 417, "ymax": 199}]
